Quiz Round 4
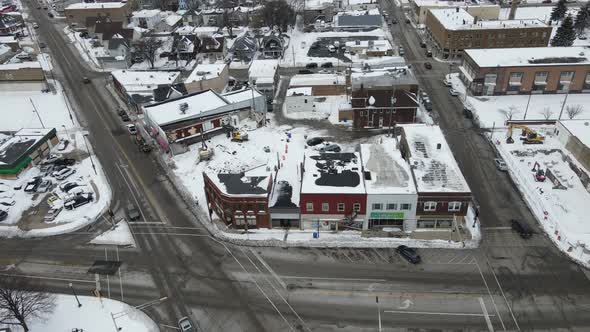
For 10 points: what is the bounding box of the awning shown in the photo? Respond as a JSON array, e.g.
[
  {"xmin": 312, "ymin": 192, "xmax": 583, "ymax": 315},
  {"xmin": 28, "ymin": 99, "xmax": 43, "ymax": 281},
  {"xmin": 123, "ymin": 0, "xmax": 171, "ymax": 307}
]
[
  {"xmin": 508, "ymin": 81, "xmax": 522, "ymax": 86},
  {"xmin": 534, "ymin": 81, "xmax": 547, "ymax": 85},
  {"xmin": 0, "ymin": 156, "xmax": 31, "ymax": 175}
]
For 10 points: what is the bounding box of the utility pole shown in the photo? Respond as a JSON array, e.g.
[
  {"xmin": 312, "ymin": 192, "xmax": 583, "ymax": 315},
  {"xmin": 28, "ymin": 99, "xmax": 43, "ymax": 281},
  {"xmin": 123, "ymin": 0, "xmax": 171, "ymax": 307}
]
[
  {"xmin": 558, "ymin": 92, "xmax": 570, "ymax": 120},
  {"xmin": 523, "ymin": 91, "xmax": 532, "ymax": 120},
  {"xmin": 376, "ymin": 296, "xmax": 382, "ymax": 332},
  {"xmin": 30, "ymin": 98, "xmax": 45, "ymax": 128},
  {"xmin": 83, "ymin": 134, "xmax": 98, "ymax": 175}
]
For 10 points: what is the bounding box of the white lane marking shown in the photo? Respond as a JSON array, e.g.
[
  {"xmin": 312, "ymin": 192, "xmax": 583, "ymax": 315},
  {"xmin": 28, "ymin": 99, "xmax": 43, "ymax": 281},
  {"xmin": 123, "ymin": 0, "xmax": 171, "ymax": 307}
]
[
  {"xmin": 115, "ymin": 163, "xmax": 147, "ymax": 222},
  {"xmin": 0, "ymin": 273, "xmax": 94, "ymax": 284},
  {"xmin": 484, "ymin": 255, "xmax": 521, "ymax": 331},
  {"xmin": 341, "ymin": 251, "xmax": 355, "ymax": 263},
  {"xmin": 280, "ymin": 276, "xmax": 387, "ymax": 282},
  {"xmin": 384, "ymin": 310, "xmax": 496, "ymax": 317},
  {"xmin": 474, "ymin": 259, "xmax": 506, "ymax": 331},
  {"xmin": 479, "ymin": 296, "xmax": 494, "ymax": 332},
  {"xmin": 249, "ymin": 249, "xmax": 287, "ymax": 290},
  {"xmin": 131, "ymin": 233, "xmax": 210, "ymax": 237},
  {"xmin": 372, "ymin": 248, "xmax": 389, "ymax": 263}
]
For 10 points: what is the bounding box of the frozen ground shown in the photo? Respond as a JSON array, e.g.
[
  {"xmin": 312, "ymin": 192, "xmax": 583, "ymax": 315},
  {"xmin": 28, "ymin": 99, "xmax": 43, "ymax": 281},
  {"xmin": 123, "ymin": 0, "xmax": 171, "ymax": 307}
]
[
  {"xmin": 493, "ymin": 127, "xmax": 590, "ymax": 268},
  {"xmin": 0, "ymin": 80, "xmax": 76, "ymax": 131},
  {"xmin": 0, "ymin": 129, "xmax": 112, "ymax": 238},
  {"xmin": 90, "ymin": 219, "xmax": 136, "ymax": 247},
  {"xmin": 448, "ymin": 73, "xmax": 590, "ymax": 128}
]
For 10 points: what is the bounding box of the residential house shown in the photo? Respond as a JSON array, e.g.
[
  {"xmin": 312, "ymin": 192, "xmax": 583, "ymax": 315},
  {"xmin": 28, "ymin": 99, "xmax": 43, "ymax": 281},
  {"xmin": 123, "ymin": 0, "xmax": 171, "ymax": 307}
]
[
  {"xmin": 201, "ymin": 8, "xmax": 223, "ymax": 26},
  {"xmin": 180, "ymin": 9, "xmax": 203, "ymax": 26},
  {"xmin": 259, "ymin": 33, "xmax": 286, "ymax": 59},
  {"xmin": 459, "ymin": 47, "xmax": 590, "ymax": 96},
  {"xmin": 184, "ymin": 63, "xmax": 229, "ymax": 93},
  {"xmin": 0, "ymin": 13, "xmax": 21, "ymax": 35},
  {"xmin": 248, "ymin": 58, "xmax": 278, "ymax": 103},
  {"xmin": 154, "ymin": 12, "xmax": 183, "ymax": 33},
  {"xmin": 93, "ymin": 21, "xmax": 134, "ymax": 46},
  {"xmin": 303, "ymin": 0, "xmax": 335, "ymax": 24},
  {"xmin": 171, "ymin": 34, "xmax": 200, "ymax": 61},
  {"xmin": 106, "ymin": 35, "xmax": 129, "ymax": 58},
  {"xmin": 65, "ymin": 2, "xmax": 131, "ymax": 27},
  {"xmin": 198, "ymin": 36, "xmax": 226, "ymax": 63},
  {"xmin": 230, "ymin": 32, "xmax": 256, "ymax": 62},
  {"xmin": 131, "ymin": 9, "xmax": 162, "ymax": 29},
  {"xmin": 111, "ymin": 69, "xmax": 182, "ymax": 111}
]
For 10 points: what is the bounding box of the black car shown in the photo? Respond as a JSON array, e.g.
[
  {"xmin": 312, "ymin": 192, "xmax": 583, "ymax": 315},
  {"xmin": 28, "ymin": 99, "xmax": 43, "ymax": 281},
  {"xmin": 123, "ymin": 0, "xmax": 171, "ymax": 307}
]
[
  {"xmin": 298, "ymin": 69, "xmax": 313, "ymax": 75},
  {"xmin": 306, "ymin": 62, "xmax": 318, "ymax": 69},
  {"xmin": 511, "ymin": 219, "xmax": 533, "ymax": 239},
  {"xmin": 24, "ymin": 177, "xmax": 42, "ymax": 193},
  {"xmin": 420, "ymin": 41, "xmax": 427, "ymax": 48},
  {"xmin": 60, "ymin": 182, "xmax": 80, "ymax": 193},
  {"xmin": 53, "ymin": 158, "xmax": 76, "ymax": 166},
  {"xmin": 0, "ymin": 210, "xmax": 7, "ymax": 221},
  {"xmin": 321, "ymin": 62, "xmax": 333, "ymax": 68},
  {"xmin": 121, "ymin": 113, "xmax": 130, "ymax": 122},
  {"xmin": 47, "ymin": 12, "xmax": 53, "ymax": 18},
  {"xmin": 306, "ymin": 137, "xmax": 325, "ymax": 146},
  {"xmin": 397, "ymin": 245, "xmax": 421, "ymax": 264},
  {"xmin": 64, "ymin": 193, "xmax": 93, "ymax": 210},
  {"xmin": 424, "ymin": 62, "xmax": 432, "ymax": 69},
  {"xmin": 463, "ymin": 108, "xmax": 473, "ymax": 119}
]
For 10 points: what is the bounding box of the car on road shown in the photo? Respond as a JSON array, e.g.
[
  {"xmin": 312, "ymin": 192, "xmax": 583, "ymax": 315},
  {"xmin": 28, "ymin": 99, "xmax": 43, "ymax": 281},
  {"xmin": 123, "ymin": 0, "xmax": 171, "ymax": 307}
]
[
  {"xmin": 64, "ymin": 193, "xmax": 93, "ymax": 210},
  {"xmin": 305, "ymin": 62, "xmax": 318, "ymax": 69},
  {"xmin": 424, "ymin": 62, "xmax": 432, "ymax": 69},
  {"xmin": 82, "ymin": 77, "xmax": 90, "ymax": 84},
  {"xmin": 319, "ymin": 144, "xmax": 341, "ymax": 152},
  {"xmin": 33, "ymin": 23, "xmax": 39, "ymax": 29},
  {"xmin": 426, "ymin": 49, "xmax": 433, "ymax": 57},
  {"xmin": 306, "ymin": 137, "xmax": 325, "ymax": 146},
  {"xmin": 126, "ymin": 124, "xmax": 138, "ymax": 135},
  {"xmin": 36, "ymin": 179, "xmax": 52, "ymax": 193},
  {"xmin": 43, "ymin": 6, "xmax": 47, "ymax": 9},
  {"xmin": 36, "ymin": 5, "xmax": 40, "ymax": 9},
  {"xmin": 47, "ymin": 12, "xmax": 53, "ymax": 18},
  {"xmin": 53, "ymin": 158, "xmax": 76, "ymax": 166},
  {"xmin": 449, "ymin": 88, "xmax": 459, "ymax": 96},
  {"xmin": 511, "ymin": 219, "xmax": 533, "ymax": 239},
  {"xmin": 39, "ymin": 42, "xmax": 46, "ymax": 48},
  {"xmin": 420, "ymin": 41, "xmax": 426, "ymax": 48},
  {"xmin": 44, "ymin": 207, "xmax": 63, "ymax": 222},
  {"xmin": 397, "ymin": 245, "xmax": 421, "ymax": 264},
  {"xmin": 321, "ymin": 62, "xmax": 333, "ymax": 68},
  {"xmin": 494, "ymin": 158, "xmax": 508, "ymax": 171},
  {"xmin": 52, "ymin": 167, "xmax": 75, "ymax": 180},
  {"xmin": 57, "ymin": 139, "xmax": 70, "ymax": 151},
  {"xmin": 398, "ymin": 47, "xmax": 405, "ymax": 56},
  {"xmin": 121, "ymin": 113, "xmax": 130, "ymax": 121},
  {"xmin": 390, "ymin": 19, "xmax": 397, "ymax": 24},
  {"xmin": 463, "ymin": 107, "xmax": 473, "ymax": 119},
  {"xmin": 0, "ymin": 210, "xmax": 7, "ymax": 221},
  {"xmin": 178, "ymin": 317, "xmax": 195, "ymax": 332},
  {"xmin": 126, "ymin": 203, "xmax": 141, "ymax": 221},
  {"xmin": 0, "ymin": 184, "xmax": 9, "ymax": 193}
]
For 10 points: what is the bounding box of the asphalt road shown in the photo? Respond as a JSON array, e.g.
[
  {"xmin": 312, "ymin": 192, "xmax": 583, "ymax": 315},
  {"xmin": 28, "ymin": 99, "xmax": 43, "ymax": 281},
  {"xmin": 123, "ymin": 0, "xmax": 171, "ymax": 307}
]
[{"xmin": 1, "ymin": 0, "xmax": 589, "ymax": 331}]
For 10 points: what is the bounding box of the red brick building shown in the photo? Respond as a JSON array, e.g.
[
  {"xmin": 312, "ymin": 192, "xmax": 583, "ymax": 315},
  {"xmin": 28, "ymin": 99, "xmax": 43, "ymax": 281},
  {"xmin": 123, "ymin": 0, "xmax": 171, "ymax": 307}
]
[{"xmin": 203, "ymin": 172, "xmax": 272, "ymax": 229}]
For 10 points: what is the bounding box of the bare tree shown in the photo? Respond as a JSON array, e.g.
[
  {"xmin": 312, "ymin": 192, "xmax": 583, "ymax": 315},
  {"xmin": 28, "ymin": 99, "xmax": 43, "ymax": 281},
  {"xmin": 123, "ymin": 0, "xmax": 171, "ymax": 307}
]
[
  {"xmin": 261, "ymin": 0, "xmax": 295, "ymax": 30},
  {"xmin": 499, "ymin": 105, "xmax": 520, "ymax": 121},
  {"xmin": 0, "ymin": 278, "xmax": 56, "ymax": 331},
  {"xmin": 218, "ymin": 0, "xmax": 237, "ymax": 37},
  {"xmin": 540, "ymin": 107, "xmax": 554, "ymax": 120},
  {"xmin": 133, "ymin": 37, "xmax": 163, "ymax": 69},
  {"xmin": 566, "ymin": 104, "xmax": 584, "ymax": 119}
]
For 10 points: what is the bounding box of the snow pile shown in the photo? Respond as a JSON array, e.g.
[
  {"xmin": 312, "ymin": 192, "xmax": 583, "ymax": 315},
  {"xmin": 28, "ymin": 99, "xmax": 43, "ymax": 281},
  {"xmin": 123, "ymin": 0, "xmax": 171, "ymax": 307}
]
[{"xmin": 90, "ymin": 219, "xmax": 136, "ymax": 247}]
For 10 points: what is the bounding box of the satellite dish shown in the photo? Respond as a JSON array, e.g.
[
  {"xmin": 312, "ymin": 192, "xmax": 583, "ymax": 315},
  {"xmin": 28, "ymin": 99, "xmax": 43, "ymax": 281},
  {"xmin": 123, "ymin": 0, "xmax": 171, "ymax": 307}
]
[{"xmin": 368, "ymin": 95, "xmax": 375, "ymax": 106}]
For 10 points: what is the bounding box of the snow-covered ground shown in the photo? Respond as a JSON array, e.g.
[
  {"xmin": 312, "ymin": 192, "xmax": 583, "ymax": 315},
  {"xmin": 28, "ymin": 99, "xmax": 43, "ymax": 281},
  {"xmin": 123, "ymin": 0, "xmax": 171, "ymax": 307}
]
[
  {"xmin": 283, "ymin": 94, "xmax": 350, "ymax": 122},
  {"xmin": 23, "ymin": 295, "xmax": 159, "ymax": 332},
  {"xmin": 0, "ymin": 129, "xmax": 112, "ymax": 238},
  {"xmin": 0, "ymin": 80, "xmax": 76, "ymax": 131},
  {"xmin": 448, "ymin": 73, "xmax": 590, "ymax": 128},
  {"xmin": 90, "ymin": 219, "xmax": 136, "ymax": 247},
  {"xmin": 492, "ymin": 127, "xmax": 590, "ymax": 267}
]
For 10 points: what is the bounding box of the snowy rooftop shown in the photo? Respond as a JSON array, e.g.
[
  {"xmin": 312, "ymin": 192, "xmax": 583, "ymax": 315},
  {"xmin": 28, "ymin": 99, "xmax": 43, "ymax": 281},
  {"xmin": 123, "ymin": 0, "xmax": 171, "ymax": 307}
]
[
  {"xmin": 464, "ymin": 47, "xmax": 590, "ymax": 67},
  {"xmin": 301, "ymin": 152, "xmax": 365, "ymax": 194},
  {"xmin": 361, "ymin": 142, "xmax": 416, "ymax": 195},
  {"xmin": 289, "ymin": 73, "xmax": 345, "ymax": 86},
  {"xmin": 221, "ymin": 88, "xmax": 263, "ymax": 103},
  {"xmin": 0, "ymin": 128, "xmax": 54, "ymax": 166},
  {"xmin": 287, "ymin": 87, "xmax": 313, "ymax": 96},
  {"xmin": 305, "ymin": 0, "xmax": 333, "ymax": 9},
  {"xmin": 248, "ymin": 59, "xmax": 278, "ymax": 79},
  {"xmin": 0, "ymin": 61, "xmax": 42, "ymax": 70},
  {"xmin": 559, "ymin": 119, "xmax": 590, "ymax": 148},
  {"xmin": 185, "ymin": 63, "xmax": 227, "ymax": 83},
  {"xmin": 66, "ymin": 2, "xmax": 126, "ymax": 9},
  {"xmin": 351, "ymin": 67, "xmax": 417, "ymax": 88},
  {"xmin": 402, "ymin": 124, "xmax": 470, "ymax": 193},
  {"xmin": 132, "ymin": 9, "xmax": 160, "ymax": 18},
  {"xmin": 212, "ymin": 169, "xmax": 270, "ymax": 197},
  {"xmin": 111, "ymin": 70, "xmax": 181, "ymax": 92},
  {"xmin": 164, "ymin": 13, "xmax": 182, "ymax": 26},
  {"xmin": 144, "ymin": 90, "xmax": 229, "ymax": 126},
  {"xmin": 175, "ymin": 26, "xmax": 219, "ymax": 36},
  {"xmin": 430, "ymin": 8, "xmax": 547, "ymax": 30}
]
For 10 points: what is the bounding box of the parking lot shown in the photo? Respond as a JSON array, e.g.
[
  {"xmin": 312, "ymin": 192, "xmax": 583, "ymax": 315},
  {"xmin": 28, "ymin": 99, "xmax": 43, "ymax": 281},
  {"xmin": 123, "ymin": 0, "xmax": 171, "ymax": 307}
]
[{"xmin": 308, "ymin": 36, "xmax": 382, "ymax": 63}]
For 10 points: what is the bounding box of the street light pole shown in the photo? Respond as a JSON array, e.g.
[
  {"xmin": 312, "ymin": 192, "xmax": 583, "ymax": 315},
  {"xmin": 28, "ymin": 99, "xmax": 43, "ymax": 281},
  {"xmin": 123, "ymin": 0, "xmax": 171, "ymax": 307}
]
[
  {"xmin": 523, "ymin": 91, "xmax": 532, "ymax": 120},
  {"xmin": 82, "ymin": 134, "xmax": 98, "ymax": 175},
  {"xmin": 69, "ymin": 283, "xmax": 82, "ymax": 307},
  {"xmin": 30, "ymin": 98, "xmax": 45, "ymax": 128},
  {"xmin": 376, "ymin": 296, "xmax": 382, "ymax": 332},
  {"xmin": 558, "ymin": 91, "xmax": 570, "ymax": 120}
]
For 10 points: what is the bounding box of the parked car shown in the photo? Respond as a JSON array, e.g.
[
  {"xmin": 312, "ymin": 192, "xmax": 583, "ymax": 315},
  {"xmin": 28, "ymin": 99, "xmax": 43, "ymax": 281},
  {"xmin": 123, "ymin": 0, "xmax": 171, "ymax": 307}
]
[
  {"xmin": 64, "ymin": 193, "xmax": 93, "ymax": 210},
  {"xmin": 511, "ymin": 219, "xmax": 533, "ymax": 239},
  {"xmin": 33, "ymin": 23, "xmax": 39, "ymax": 29},
  {"xmin": 36, "ymin": 179, "xmax": 52, "ymax": 193},
  {"xmin": 57, "ymin": 139, "xmax": 70, "ymax": 151},
  {"xmin": 391, "ymin": 19, "xmax": 398, "ymax": 24},
  {"xmin": 0, "ymin": 199, "xmax": 15, "ymax": 207},
  {"xmin": 59, "ymin": 181, "xmax": 81, "ymax": 192},
  {"xmin": 306, "ymin": 137, "xmax": 325, "ymax": 146},
  {"xmin": 443, "ymin": 77, "xmax": 452, "ymax": 87},
  {"xmin": 44, "ymin": 207, "xmax": 63, "ymax": 222},
  {"xmin": 399, "ymin": 47, "xmax": 405, "ymax": 56},
  {"xmin": 40, "ymin": 164, "xmax": 54, "ymax": 176},
  {"xmin": 463, "ymin": 107, "xmax": 473, "ymax": 119},
  {"xmin": 36, "ymin": 5, "xmax": 40, "ymax": 9},
  {"xmin": 24, "ymin": 177, "xmax": 42, "ymax": 193},
  {"xmin": 321, "ymin": 62, "xmax": 333, "ymax": 68},
  {"xmin": 424, "ymin": 62, "xmax": 432, "ymax": 69},
  {"xmin": 319, "ymin": 144, "xmax": 341, "ymax": 152},
  {"xmin": 397, "ymin": 245, "xmax": 421, "ymax": 264},
  {"xmin": 54, "ymin": 158, "xmax": 76, "ymax": 166},
  {"xmin": 494, "ymin": 158, "xmax": 508, "ymax": 171},
  {"xmin": 405, "ymin": 18, "xmax": 411, "ymax": 24},
  {"xmin": 121, "ymin": 113, "xmax": 130, "ymax": 122},
  {"xmin": 449, "ymin": 88, "xmax": 459, "ymax": 96},
  {"xmin": 0, "ymin": 192, "xmax": 14, "ymax": 199},
  {"xmin": 52, "ymin": 167, "xmax": 75, "ymax": 180},
  {"xmin": 178, "ymin": 317, "xmax": 195, "ymax": 332},
  {"xmin": 306, "ymin": 62, "xmax": 318, "ymax": 69},
  {"xmin": 298, "ymin": 69, "xmax": 313, "ymax": 75},
  {"xmin": 0, "ymin": 210, "xmax": 7, "ymax": 221},
  {"xmin": 0, "ymin": 184, "xmax": 9, "ymax": 193},
  {"xmin": 82, "ymin": 77, "xmax": 90, "ymax": 84},
  {"xmin": 126, "ymin": 203, "xmax": 141, "ymax": 221},
  {"xmin": 126, "ymin": 124, "xmax": 138, "ymax": 135},
  {"xmin": 420, "ymin": 41, "xmax": 426, "ymax": 48},
  {"xmin": 426, "ymin": 49, "xmax": 433, "ymax": 57},
  {"xmin": 43, "ymin": 153, "xmax": 62, "ymax": 164}
]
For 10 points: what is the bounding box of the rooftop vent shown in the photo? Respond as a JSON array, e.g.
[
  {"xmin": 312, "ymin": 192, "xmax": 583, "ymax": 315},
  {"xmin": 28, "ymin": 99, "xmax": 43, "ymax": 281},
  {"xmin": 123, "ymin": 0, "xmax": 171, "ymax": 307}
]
[
  {"xmin": 179, "ymin": 102, "xmax": 189, "ymax": 114},
  {"xmin": 436, "ymin": 143, "xmax": 442, "ymax": 150}
]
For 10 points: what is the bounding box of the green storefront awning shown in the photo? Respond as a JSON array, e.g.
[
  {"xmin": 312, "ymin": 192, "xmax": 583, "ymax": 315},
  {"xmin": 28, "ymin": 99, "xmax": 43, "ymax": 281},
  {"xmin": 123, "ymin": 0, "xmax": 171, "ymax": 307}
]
[
  {"xmin": 369, "ymin": 211, "xmax": 404, "ymax": 219},
  {"xmin": 0, "ymin": 156, "xmax": 32, "ymax": 174}
]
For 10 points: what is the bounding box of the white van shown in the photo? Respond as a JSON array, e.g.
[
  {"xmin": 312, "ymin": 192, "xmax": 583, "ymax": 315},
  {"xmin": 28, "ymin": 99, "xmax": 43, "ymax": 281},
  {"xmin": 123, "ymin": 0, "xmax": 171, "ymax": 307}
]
[{"xmin": 52, "ymin": 167, "xmax": 76, "ymax": 180}]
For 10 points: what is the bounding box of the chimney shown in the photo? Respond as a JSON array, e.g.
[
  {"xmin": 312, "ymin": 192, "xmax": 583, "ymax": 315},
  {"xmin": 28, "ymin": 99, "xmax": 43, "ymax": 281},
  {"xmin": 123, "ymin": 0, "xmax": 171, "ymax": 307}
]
[{"xmin": 508, "ymin": 0, "xmax": 518, "ymax": 20}]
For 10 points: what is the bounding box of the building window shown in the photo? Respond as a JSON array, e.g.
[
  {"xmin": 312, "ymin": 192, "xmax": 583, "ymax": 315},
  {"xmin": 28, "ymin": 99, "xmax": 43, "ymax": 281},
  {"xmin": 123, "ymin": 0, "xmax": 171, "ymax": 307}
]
[
  {"xmin": 337, "ymin": 203, "xmax": 345, "ymax": 212},
  {"xmin": 484, "ymin": 74, "xmax": 497, "ymax": 85},
  {"xmin": 306, "ymin": 202, "xmax": 313, "ymax": 212},
  {"xmin": 584, "ymin": 72, "xmax": 590, "ymax": 90},
  {"xmin": 322, "ymin": 203, "xmax": 329, "ymax": 212},
  {"xmin": 353, "ymin": 203, "xmax": 361, "ymax": 212},
  {"xmin": 400, "ymin": 203, "xmax": 411, "ymax": 211},
  {"xmin": 448, "ymin": 201, "xmax": 462, "ymax": 212},
  {"xmin": 386, "ymin": 203, "xmax": 397, "ymax": 210},
  {"xmin": 372, "ymin": 203, "xmax": 383, "ymax": 210},
  {"xmin": 423, "ymin": 201, "xmax": 437, "ymax": 212},
  {"xmin": 304, "ymin": 99, "xmax": 308, "ymax": 104}
]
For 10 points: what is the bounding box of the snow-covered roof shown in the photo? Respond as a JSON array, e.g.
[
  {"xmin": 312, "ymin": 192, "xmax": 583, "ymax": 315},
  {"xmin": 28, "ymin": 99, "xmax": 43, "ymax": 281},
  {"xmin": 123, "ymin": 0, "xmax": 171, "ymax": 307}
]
[
  {"xmin": 351, "ymin": 67, "xmax": 417, "ymax": 88},
  {"xmin": 175, "ymin": 26, "xmax": 219, "ymax": 36},
  {"xmin": 185, "ymin": 63, "xmax": 227, "ymax": 83},
  {"xmin": 0, "ymin": 61, "xmax": 41, "ymax": 70},
  {"xmin": 465, "ymin": 47, "xmax": 590, "ymax": 68},
  {"xmin": 0, "ymin": 36, "xmax": 17, "ymax": 43},
  {"xmin": 0, "ymin": 128, "xmax": 54, "ymax": 166},
  {"xmin": 361, "ymin": 141, "xmax": 416, "ymax": 195},
  {"xmin": 221, "ymin": 88, "xmax": 263, "ymax": 103},
  {"xmin": 287, "ymin": 87, "xmax": 313, "ymax": 96},
  {"xmin": 164, "ymin": 13, "xmax": 182, "ymax": 26},
  {"xmin": 430, "ymin": 8, "xmax": 547, "ymax": 30},
  {"xmin": 248, "ymin": 59, "xmax": 278, "ymax": 79},
  {"xmin": 66, "ymin": 2, "xmax": 126, "ymax": 10},
  {"xmin": 301, "ymin": 152, "xmax": 366, "ymax": 194},
  {"xmin": 559, "ymin": 119, "xmax": 590, "ymax": 149},
  {"xmin": 289, "ymin": 73, "xmax": 345, "ymax": 86},
  {"xmin": 211, "ymin": 169, "xmax": 270, "ymax": 197},
  {"xmin": 132, "ymin": 9, "xmax": 160, "ymax": 18},
  {"xmin": 305, "ymin": 0, "xmax": 333, "ymax": 9},
  {"xmin": 144, "ymin": 90, "xmax": 229, "ymax": 126},
  {"xmin": 111, "ymin": 70, "xmax": 181, "ymax": 92},
  {"xmin": 402, "ymin": 124, "xmax": 470, "ymax": 193}
]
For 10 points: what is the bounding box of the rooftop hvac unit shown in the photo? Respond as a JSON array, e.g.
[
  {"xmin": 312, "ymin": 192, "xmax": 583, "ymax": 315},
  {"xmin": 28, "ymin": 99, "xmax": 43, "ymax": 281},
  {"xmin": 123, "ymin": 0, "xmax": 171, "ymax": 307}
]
[{"xmin": 179, "ymin": 102, "xmax": 189, "ymax": 113}]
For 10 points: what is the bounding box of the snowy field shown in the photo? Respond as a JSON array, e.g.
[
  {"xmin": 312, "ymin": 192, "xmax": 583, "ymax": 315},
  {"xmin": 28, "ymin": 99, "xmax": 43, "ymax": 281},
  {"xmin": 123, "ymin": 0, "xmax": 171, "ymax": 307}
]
[
  {"xmin": 0, "ymin": 129, "xmax": 112, "ymax": 238},
  {"xmin": 448, "ymin": 74, "xmax": 590, "ymax": 128},
  {"xmin": 493, "ymin": 128, "xmax": 590, "ymax": 267}
]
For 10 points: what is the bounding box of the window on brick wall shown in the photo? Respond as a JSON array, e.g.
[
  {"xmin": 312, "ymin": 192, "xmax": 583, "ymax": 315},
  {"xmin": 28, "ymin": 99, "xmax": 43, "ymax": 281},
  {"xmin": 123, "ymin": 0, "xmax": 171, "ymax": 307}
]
[
  {"xmin": 337, "ymin": 203, "xmax": 345, "ymax": 212},
  {"xmin": 306, "ymin": 202, "xmax": 313, "ymax": 212},
  {"xmin": 322, "ymin": 203, "xmax": 329, "ymax": 212},
  {"xmin": 448, "ymin": 201, "xmax": 462, "ymax": 212},
  {"xmin": 353, "ymin": 203, "xmax": 361, "ymax": 212},
  {"xmin": 423, "ymin": 201, "xmax": 437, "ymax": 211}
]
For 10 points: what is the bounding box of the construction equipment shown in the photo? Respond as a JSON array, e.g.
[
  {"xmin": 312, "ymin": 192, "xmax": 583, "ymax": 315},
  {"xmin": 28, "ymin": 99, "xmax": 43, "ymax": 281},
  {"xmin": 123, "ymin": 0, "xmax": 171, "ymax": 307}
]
[
  {"xmin": 506, "ymin": 124, "xmax": 545, "ymax": 144},
  {"xmin": 198, "ymin": 132, "xmax": 213, "ymax": 161},
  {"xmin": 532, "ymin": 161, "xmax": 546, "ymax": 182},
  {"xmin": 231, "ymin": 130, "xmax": 249, "ymax": 142}
]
